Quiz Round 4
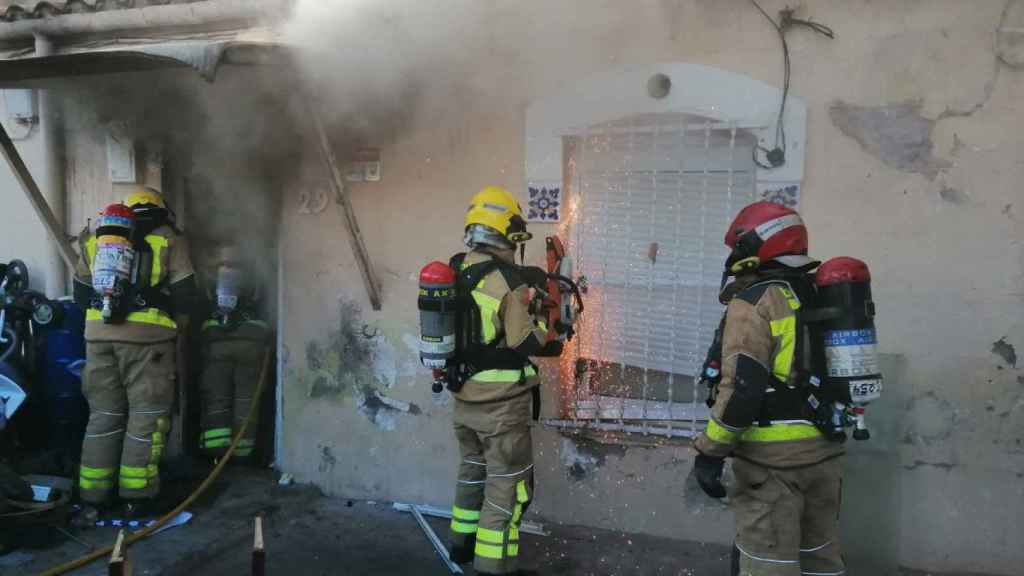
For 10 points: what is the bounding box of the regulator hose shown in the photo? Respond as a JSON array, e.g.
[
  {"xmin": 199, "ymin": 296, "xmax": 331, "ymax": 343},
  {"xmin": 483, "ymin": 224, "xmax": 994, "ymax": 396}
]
[{"xmin": 37, "ymin": 346, "xmax": 273, "ymax": 576}]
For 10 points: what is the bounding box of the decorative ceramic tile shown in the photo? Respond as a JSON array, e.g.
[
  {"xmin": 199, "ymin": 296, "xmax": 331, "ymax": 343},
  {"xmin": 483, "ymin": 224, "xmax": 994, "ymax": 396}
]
[
  {"xmin": 526, "ymin": 184, "xmax": 561, "ymax": 223},
  {"xmin": 757, "ymin": 181, "xmax": 800, "ymax": 208}
]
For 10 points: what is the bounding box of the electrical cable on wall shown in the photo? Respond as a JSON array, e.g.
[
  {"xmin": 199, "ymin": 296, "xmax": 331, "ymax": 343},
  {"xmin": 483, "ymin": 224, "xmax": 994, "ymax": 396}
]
[{"xmin": 749, "ymin": 0, "xmax": 835, "ymax": 170}]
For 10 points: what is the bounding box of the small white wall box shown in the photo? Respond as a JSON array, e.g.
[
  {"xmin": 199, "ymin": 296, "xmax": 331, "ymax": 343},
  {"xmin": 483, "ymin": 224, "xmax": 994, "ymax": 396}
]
[
  {"xmin": 3, "ymin": 89, "xmax": 36, "ymax": 123},
  {"xmin": 344, "ymin": 148, "xmax": 382, "ymax": 182},
  {"xmin": 106, "ymin": 131, "xmax": 137, "ymax": 183}
]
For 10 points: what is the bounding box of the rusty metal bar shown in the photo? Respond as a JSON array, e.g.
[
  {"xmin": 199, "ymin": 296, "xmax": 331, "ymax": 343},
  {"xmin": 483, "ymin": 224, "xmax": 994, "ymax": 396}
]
[
  {"xmin": 0, "ymin": 120, "xmax": 77, "ymax": 270},
  {"xmin": 307, "ymin": 97, "xmax": 383, "ymax": 310}
]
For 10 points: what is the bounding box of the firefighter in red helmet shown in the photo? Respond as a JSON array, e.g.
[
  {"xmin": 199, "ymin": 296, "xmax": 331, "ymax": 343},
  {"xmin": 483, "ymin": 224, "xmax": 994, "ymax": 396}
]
[{"xmin": 693, "ymin": 201, "xmax": 846, "ymax": 576}]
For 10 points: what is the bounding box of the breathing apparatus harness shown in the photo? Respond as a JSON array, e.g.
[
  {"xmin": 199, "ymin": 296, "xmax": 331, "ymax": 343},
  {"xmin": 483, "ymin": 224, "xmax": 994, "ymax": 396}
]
[
  {"xmin": 443, "ymin": 248, "xmax": 581, "ymax": 392},
  {"xmin": 702, "ymin": 262, "xmax": 879, "ymax": 443},
  {"xmin": 88, "ymin": 207, "xmax": 175, "ymax": 324}
]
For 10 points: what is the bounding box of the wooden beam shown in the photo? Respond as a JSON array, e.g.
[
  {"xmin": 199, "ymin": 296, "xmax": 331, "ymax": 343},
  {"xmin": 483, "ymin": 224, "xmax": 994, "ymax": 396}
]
[
  {"xmin": 307, "ymin": 98, "xmax": 383, "ymax": 310},
  {"xmin": 251, "ymin": 516, "xmax": 265, "ymax": 576},
  {"xmin": 0, "ymin": 119, "xmax": 77, "ymax": 271}
]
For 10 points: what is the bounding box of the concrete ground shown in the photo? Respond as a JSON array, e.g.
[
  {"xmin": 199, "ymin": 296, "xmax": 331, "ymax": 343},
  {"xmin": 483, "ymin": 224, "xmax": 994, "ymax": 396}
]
[
  {"xmin": 1, "ymin": 467, "xmax": 730, "ymax": 576},
  {"xmin": 0, "ymin": 468, "xmax": 996, "ymax": 576}
]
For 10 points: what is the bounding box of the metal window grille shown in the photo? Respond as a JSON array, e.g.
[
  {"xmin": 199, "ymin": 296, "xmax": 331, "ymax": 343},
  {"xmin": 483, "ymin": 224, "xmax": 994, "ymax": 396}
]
[{"xmin": 555, "ymin": 113, "xmax": 757, "ymax": 438}]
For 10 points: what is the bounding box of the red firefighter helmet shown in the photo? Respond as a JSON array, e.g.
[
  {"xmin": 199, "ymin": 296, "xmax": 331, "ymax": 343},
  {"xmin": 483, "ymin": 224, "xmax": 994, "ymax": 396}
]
[
  {"xmin": 724, "ymin": 201, "xmax": 815, "ymax": 274},
  {"xmin": 96, "ymin": 203, "xmax": 135, "ymax": 239}
]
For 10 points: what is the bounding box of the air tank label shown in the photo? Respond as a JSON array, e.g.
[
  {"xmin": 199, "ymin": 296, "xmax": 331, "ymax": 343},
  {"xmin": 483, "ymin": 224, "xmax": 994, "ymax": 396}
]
[
  {"xmin": 420, "ymin": 335, "xmax": 455, "ymax": 355},
  {"xmin": 93, "ymin": 246, "xmax": 134, "ymax": 291},
  {"xmin": 824, "ymin": 329, "xmax": 879, "ymax": 377},
  {"xmin": 849, "ymin": 378, "xmax": 883, "ymax": 403}
]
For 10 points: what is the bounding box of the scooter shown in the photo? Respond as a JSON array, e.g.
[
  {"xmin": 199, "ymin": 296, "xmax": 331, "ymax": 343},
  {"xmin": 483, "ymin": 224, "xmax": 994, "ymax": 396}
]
[{"xmin": 0, "ymin": 260, "xmax": 63, "ymax": 445}]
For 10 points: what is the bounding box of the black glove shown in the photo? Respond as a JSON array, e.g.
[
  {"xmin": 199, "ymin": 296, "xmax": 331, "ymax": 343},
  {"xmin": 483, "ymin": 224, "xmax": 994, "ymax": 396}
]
[{"xmin": 693, "ymin": 453, "xmax": 727, "ymax": 499}]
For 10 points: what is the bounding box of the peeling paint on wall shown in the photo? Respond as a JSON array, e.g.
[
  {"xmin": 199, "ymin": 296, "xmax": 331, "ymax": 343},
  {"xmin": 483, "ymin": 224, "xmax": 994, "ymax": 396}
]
[
  {"xmin": 559, "ymin": 436, "xmax": 626, "ymax": 481},
  {"xmin": 290, "ymin": 297, "xmax": 421, "ymax": 430},
  {"xmin": 997, "ymin": 0, "xmax": 1024, "ymax": 68},
  {"xmin": 829, "ymin": 100, "xmax": 950, "ymax": 180},
  {"xmin": 319, "ymin": 444, "xmax": 337, "ymax": 474},
  {"xmin": 904, "ymin": 391, "xmax": 957, "ymax": 446},
  {"xmin": 938, "ymin": 183, "xmax": 969, "ymax": 205},
  {"xmin": 992, "ymin": 337, "xmax": 1018, "ymax": 367}
]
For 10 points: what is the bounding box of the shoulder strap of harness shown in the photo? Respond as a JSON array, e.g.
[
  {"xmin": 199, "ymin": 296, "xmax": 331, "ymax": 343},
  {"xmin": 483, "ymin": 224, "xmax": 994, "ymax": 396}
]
[{"xmin": 445, "ymin": 251, "xmax": 531, "ymax": 391}]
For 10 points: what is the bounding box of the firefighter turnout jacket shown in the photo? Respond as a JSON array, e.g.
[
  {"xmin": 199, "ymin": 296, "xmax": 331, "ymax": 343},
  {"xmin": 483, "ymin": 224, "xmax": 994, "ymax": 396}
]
[
  {"xmin": 695, "ymin": 278, "xmax": 845, "ymax": 468},
  {"xmin": 452, "ymin": 249, "xmax": 550, "ymax": 404}
]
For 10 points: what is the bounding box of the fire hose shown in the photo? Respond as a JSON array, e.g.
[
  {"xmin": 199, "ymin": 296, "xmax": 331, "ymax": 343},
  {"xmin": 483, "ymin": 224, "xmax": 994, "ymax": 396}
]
[{"xmin": 37, "ymin": 346, "xmax": 273, "ymax": 576}]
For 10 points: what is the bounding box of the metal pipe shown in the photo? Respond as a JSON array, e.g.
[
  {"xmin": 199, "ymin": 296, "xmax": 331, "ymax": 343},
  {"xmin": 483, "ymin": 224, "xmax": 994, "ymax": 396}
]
[
  {"xmin": 392, "ymin": 502, "xmax": 548, "ymax": 537},
  {"xmin": 0, "ymin": 1, "xmax": 287, "ymax": 44},
  {"xmin": 542, "ymin": 418, "xmax": 700, "ymax": 438},
  {"xmin": 33, "ymin": 33, "xmax": 67, "ymax": 297},
  {"xmin": 409, "ymin": 504, "xmax": 463, "ymax": 575}
]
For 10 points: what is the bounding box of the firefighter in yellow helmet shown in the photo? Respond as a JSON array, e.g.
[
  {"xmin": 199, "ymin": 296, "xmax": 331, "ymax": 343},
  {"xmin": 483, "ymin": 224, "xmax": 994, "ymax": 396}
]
[
  {"xmin": 446, "ymin": 186, "xmax": 564, "ymax": 576},
  {"xmin": 72, "ymin": 187, "xmax": 196, "ymax": 523},
  {"xmin": 196, "ymin": 244, "xmax": 269, "ymax": 461}
]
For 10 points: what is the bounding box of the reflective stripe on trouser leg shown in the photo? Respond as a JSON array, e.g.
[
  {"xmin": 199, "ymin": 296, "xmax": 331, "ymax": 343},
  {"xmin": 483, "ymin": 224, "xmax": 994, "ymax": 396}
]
[
  {"xmin": 473, "ymin": 424, "xmax": 532, "ymax": 575},
  {"xmin": 119, "ymin": 341, "xmax": 175, "ymax": 500},
  {"xmin": 80, "ymin": 341, "xmax": 126, "ymax": 505},
  {"xmin": 200, "ymin": 427, "xmax": 232, "ymax": 450},
  {"xmin": 451, "ymin": 423, "xmax": 486, "ymax": 553}
]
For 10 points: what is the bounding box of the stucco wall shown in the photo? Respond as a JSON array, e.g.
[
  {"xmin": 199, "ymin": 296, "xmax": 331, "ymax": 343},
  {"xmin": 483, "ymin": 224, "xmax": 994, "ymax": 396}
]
[
  {"xmin": 275, "ymin": 2, "xmax": 1024, "ymax": 574},
  {"xmin": 0, "ymin": 90, "xmax": 58, "ymax": 295}
]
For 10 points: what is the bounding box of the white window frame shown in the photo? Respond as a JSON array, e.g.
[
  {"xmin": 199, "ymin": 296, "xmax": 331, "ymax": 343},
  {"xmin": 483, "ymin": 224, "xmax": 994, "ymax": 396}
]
[{"xmin": 525, "ymin": 63, "xmax": 807, "ymax": 438}]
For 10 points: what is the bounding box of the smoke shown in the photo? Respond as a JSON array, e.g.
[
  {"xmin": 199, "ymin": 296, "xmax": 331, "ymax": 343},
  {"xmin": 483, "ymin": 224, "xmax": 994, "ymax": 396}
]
[{"xmin": 279, "ymin": 0, "xmax": 503, "ymax": 149}]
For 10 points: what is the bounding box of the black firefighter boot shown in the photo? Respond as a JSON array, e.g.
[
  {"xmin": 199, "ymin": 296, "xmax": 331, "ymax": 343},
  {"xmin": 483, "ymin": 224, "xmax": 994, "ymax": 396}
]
[{"xmin": 449, "ymin": 535, "xmax": 475, "ymax": 565}]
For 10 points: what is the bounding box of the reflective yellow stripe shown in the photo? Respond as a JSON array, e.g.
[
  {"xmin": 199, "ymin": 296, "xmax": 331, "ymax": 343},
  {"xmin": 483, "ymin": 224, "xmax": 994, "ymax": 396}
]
[
  {"xmin": 202, "ymin": 428, "xmax": 232, "ymax": 440},
  {"xmin": 120, "ymin": 465, "xmax": 158, "ymax": 479},
  {"xmin": 151, "ymin": 417, "xmax": 168, "ymax": 463},
  {"xmin": 741, "ymin": 422, "xmax": 822, "ymax": 442},
  {"xmin": 86, "ymin": 307, "xmax": 177, "ymax": 329},
  {"xmin": 86, "ymin": 236, "xmax": 97, "ymax": 262},
  {"xmin": 778, "ymin": 286, "xmax": 801, "ymax": 311},
  {"xmin": 770, "ymin": 315, "xmax": 796, "ymax": 382},
  {"xmin": 147, "ymin": 234, "xmax": 168, "ymax": 287},
  {"xmin": 705, "ymin": 419, "xmax": 741, "ymax": 444},
  {"xmin": 472, "ymin": 290, "xmax": 501, "ymax": 343},
  {"xmin": 452, "ymin": 506, "xmax": 481, "ymax": 521},
  {"xmin": 476, "ymin": 527, "xmax": 505, "ymax": 545},
  {"xmin": 235, "ymin": 439, "xmax": 255, "ymax": 456},
  {"xmin": 119, "ymin": 463, "xmax": 158, "ymax": 490},
  {"xmin": 474, "ymin": 541, "xmax": 504, "ymax": 559},
  {"xmin": 79, "ymin": 465, "xmax": 115, "ymax": 479},
  {"xmin": 473, "ymin": 364, "xmax": 537, "ymax": 383},
  {"xmin": 202, "ymin": 438, "xmax": 232, "ymax": 449},
  {"xmin": 512, "ymin": 479, "xmax": 528, "ymax": 523},
  {"xmin": 507, "ymin": 542, "xmax": 519, "ymax": 557},
  {"xmin": 79, "ymin": 478, "xmax": 114, "ymax": 490},
  {"xmin": 450, "ymin": 520, "xmax": 478, "ymax": 534},
  {"xmin": 120, "ymin": 477, "xmax": 147, "ymax": 489},
  {"xmin": 473, "ymin": 369, "xmax": 524, "ymax": 383}
]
